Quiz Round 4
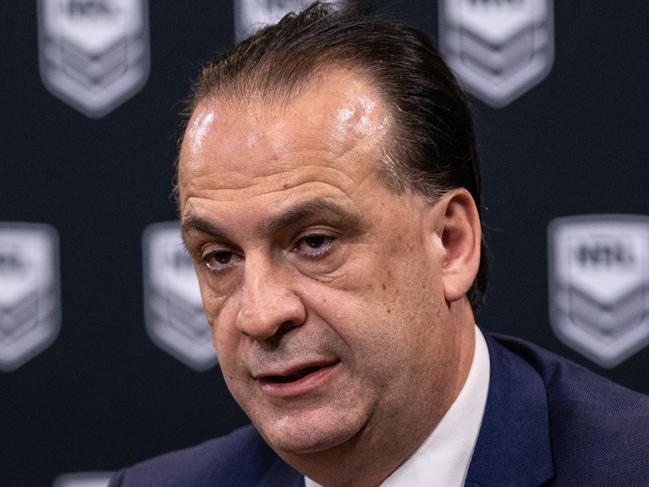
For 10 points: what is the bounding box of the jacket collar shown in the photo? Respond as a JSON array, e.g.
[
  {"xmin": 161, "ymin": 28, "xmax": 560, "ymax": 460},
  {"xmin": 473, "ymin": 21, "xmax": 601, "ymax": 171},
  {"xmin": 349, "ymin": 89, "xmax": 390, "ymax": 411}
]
[{"xmin": 465, "ymin": 332, "xmax": 555, "ymax": 487}]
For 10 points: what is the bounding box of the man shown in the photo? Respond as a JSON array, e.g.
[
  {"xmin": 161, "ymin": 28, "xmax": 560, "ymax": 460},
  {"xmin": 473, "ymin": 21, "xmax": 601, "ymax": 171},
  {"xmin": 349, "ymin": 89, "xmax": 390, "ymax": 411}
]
[{"xmin": 110, "ymin": 3, "xmax": 649, "ymax": 486}]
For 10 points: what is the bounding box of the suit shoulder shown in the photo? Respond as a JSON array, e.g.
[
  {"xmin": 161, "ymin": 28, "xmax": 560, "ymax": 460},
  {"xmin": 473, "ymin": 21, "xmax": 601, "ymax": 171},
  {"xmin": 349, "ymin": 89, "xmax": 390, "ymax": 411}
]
[
  {"xmin": 110, "ymin": 424, "xmax": 281, "ymax": 487},
  {"xmin": 490, "ymin": 333, "xmax": 649, "ymax": 414},
  {"xmin": 490, "ymin": 333, "xmax": 649, "ymax": 484}
]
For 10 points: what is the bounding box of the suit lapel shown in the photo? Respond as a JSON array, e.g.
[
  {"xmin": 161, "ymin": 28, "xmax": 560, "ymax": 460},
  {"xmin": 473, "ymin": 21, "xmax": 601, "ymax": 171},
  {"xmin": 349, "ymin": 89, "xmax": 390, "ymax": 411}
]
[{"xmin": 465, "ymin": 333, "xmax": 555, "ymax": 487}]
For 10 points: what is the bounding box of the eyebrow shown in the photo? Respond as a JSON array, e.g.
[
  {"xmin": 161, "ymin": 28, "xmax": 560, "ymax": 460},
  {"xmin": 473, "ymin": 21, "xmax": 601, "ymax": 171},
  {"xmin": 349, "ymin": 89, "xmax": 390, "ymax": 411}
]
[
  {"xmin": 260, "ymin": 198, "xmax": 364, "ymax": 235},
  {"xmin": 181, "ymin": 198, "xmax": 364, "ymax": 244},
  {"xmin": 181, "ymin": 215, "xmax": 230, "ymax": 243}
]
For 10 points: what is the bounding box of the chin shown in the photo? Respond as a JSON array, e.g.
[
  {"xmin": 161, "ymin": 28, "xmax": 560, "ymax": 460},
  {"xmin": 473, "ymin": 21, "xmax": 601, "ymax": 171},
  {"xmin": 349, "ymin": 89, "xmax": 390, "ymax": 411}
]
[{"xmin": 255, "ymin": 407, "xmax": 365, "ymax": 456}]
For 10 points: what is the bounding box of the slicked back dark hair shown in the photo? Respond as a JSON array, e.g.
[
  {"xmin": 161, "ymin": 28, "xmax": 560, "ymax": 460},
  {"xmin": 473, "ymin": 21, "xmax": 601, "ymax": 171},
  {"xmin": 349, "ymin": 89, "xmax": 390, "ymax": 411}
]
[{"xmin": 179, "ymin": 1, "xmax": 488, "ymax": 309}]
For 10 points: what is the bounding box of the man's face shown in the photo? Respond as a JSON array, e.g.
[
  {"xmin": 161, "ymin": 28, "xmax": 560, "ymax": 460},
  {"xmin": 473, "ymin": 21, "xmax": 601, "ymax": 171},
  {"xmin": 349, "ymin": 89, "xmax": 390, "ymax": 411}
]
[{"xmin": 178, "ymin": 69, "xmax": 459, "ymax": 456}]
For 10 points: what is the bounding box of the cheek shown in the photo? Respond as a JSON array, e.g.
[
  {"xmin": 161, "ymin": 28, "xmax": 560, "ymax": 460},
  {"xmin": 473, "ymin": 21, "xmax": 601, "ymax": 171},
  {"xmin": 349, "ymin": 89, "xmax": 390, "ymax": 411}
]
[
  {"xmin": 211, "ymin": 327, "xmax": 252, "ymax": 403},
  {"xmin": 303, "ymin": 277, "xmax": 403, "ymax": 372},
  {"xmin": 353, "ymin": 240, "xmax": 441, "ymax": 354},
  {"xmin": 199, "ymin": 277, "xmax": 238, "ymax": 329},
  {"xmin": 199, "ymin": 287, "xmax": 243, "ymax": 374}
]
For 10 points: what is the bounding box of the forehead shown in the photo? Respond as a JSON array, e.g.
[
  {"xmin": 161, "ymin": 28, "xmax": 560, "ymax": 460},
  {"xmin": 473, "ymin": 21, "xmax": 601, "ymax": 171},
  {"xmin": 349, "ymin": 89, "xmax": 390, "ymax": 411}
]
[{"xmin": 177, "ymin": 68, "xmax": 392, "ymax": 206}]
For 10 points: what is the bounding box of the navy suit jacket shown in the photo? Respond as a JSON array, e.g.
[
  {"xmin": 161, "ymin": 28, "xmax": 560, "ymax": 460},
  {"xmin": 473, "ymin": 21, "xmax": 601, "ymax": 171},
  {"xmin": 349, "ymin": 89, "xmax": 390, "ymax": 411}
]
[{"xmin": 108, "ymin": 333, "xmax": 649, "ymax": 486}]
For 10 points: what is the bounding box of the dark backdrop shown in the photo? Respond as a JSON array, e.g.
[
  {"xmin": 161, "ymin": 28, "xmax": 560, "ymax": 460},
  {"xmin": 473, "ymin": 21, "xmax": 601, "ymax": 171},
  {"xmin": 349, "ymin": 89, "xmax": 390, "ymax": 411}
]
[{"xmin": 2, "ymin": 1, "xmax": 648, "ymax": 486}]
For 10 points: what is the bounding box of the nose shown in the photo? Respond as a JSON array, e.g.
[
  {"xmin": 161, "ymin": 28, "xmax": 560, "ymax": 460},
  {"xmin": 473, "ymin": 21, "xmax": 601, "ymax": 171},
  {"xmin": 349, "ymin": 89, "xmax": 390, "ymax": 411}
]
[{"xmin": 235, "ymin": 255, "xmax": 306, "ymax": 341}]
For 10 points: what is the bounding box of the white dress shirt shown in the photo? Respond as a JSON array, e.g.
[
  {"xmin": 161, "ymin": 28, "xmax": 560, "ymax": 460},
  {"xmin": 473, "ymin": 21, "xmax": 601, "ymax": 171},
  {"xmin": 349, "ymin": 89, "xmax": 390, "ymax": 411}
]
[{"xmin": 305, "ymin": 325, "xmax": 490, "ymax": 487}]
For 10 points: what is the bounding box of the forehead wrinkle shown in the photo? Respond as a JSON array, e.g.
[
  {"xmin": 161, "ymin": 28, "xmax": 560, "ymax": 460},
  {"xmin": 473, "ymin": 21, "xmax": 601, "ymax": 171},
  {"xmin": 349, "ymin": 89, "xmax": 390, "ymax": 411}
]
[
  {"xmin": 179, "ymin": 153, "xmax": 387, "ymax": 220},
  {"xmin": 180, "ymin": 168, "xmax": 394, "ymax": 246},
  {"xmin": 183, "ymin": 184, "xmax": 355, "ymax": 224},
  {"xmin": 182, "ymin": 136, "xmax": 372, "ymax": 187},
  {"xmin": 184, "ymin": 161, "xmax": 370, "ymax": 201}
]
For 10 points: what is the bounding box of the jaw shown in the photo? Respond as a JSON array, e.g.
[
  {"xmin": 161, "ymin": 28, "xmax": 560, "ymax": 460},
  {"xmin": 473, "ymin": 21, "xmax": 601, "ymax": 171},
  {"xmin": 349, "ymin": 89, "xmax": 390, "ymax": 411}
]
[
  {"xmin": 276, "ymin": 404, "xmax": 430, "ymax": 487},
  {"xmin": 250, "ymin": 372, "xmax": 432, "ymax": 486},
  {"xmin": 270, "ymin": 314, "xmax": 476, "ymax": 487},
  {"xmin": 259, "ymin": 403, "xmax": 369, "ymax": 455}
]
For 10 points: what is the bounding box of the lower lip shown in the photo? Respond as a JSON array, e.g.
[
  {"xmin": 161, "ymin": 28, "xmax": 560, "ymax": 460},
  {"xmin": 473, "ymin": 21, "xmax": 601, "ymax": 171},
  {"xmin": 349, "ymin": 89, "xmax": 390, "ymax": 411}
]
[{"xmin": 259, "ymin": 363, "xmax": 340, "ymax": 398}]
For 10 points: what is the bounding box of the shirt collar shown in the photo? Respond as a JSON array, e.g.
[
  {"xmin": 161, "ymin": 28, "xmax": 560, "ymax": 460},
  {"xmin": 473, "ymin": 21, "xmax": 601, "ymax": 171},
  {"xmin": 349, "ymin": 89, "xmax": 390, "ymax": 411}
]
[{"xmin": 305, "ymin": 325, "xmax": 490, "ymax": 487}]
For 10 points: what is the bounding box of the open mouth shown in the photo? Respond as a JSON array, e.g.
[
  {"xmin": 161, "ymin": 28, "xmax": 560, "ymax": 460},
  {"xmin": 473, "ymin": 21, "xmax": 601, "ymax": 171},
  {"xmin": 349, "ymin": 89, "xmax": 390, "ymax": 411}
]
[
  {"xmin": 257, "ymin": 360, "xmax": 340, "ymax": 386},
  {"xmin": 264, "ymin": 365, "xmax": 326, "ymax": 384},
  {"xmin": 256, "ymin": 361, "xmax": 340, "ymax": 396}
]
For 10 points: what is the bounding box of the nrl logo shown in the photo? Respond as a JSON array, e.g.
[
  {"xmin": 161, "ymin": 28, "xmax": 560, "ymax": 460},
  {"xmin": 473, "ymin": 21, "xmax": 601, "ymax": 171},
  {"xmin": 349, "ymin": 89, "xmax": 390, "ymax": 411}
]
[
  {"xmin": 0, "ymin": 223, "xmax": 60, "ymax": 372},
  {"xmin": 142, "ymin": 222, "xmax": 217, "ymax": 371},
  {"xmin": 38, "ymin": 0, "xmax": 150, "ymax": 118},
  {"xmin": 548, "ymin": 215, "xmax": 649, "ymax": 368},
  {"xmin": 53, "ymin": 472, "xmax": 113, "ymax": 487},
  {"xmin": 439, "ymin": 0, "xmax": 554, "ymax": 108},
  {"xmin": 234, "ymin": 0, "xmax": 338, "ymax": 41}
]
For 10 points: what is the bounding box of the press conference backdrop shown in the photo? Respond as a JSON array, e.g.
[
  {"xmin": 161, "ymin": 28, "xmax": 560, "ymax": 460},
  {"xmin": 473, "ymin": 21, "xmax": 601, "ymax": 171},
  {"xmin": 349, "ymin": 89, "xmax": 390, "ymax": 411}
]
[{"xmin": 2, "ymin": 1, "xmax": 648, "ymax": 485}]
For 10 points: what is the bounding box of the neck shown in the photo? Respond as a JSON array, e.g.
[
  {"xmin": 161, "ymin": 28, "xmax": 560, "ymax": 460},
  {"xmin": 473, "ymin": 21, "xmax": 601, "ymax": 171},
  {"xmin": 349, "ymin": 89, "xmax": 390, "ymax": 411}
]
[{"xmin": 284, "ymin": 302, "xmax": 476, "ymax": 487}]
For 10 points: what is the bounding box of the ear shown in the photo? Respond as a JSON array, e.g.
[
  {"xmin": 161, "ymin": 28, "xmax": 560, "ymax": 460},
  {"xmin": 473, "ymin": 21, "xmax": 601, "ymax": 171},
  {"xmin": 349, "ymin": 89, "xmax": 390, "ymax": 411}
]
[{"xmin": 426, "ymin": 189, "xmax": 481, "ymax": 304}]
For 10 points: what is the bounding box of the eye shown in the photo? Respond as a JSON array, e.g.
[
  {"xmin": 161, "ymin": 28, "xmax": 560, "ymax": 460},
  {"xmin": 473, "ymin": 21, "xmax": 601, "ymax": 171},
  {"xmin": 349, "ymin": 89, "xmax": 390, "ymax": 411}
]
[
  {"xmin": 202, "ymin": 249, "xmax": 241, "ymax": 272},
  {"xmin": 294, "ymin": 234, "xmax": 335, "ymax": 258}
]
